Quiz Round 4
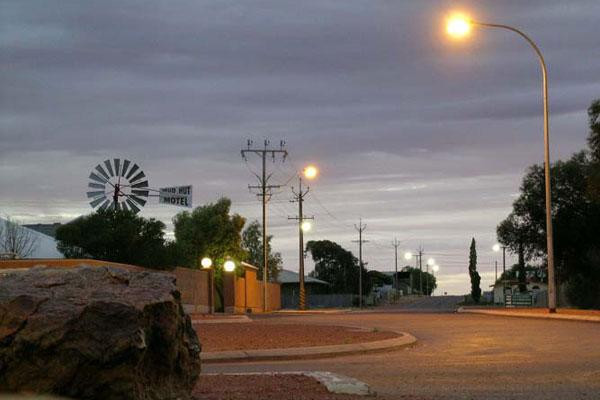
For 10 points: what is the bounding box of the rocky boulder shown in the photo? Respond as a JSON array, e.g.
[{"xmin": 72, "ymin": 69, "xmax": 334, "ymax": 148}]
[{"xmin": 0, "ymin": 266, "xmax": 201, "ymax": 399}]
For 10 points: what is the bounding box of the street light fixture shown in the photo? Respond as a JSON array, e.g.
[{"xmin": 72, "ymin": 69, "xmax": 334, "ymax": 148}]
[
  {"xmin": 201, "ymin": 257, "xmax": 215, "ymax": 314},
  {"xmin": 291, "ymin": 164, "xmax": 319, "ymax": 310},
  {"xmin": 444, "ymin": 12, "xmax": 557, "ymax": 313},
  {"xmin": 404, "ymin": 251, "xmax": 413, "ymax": 260}
]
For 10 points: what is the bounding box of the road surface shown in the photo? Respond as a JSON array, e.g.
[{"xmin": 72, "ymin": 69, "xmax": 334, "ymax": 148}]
[{"xmin": 204, "ymin": 306, "xmax": 600, "ymax": 399}]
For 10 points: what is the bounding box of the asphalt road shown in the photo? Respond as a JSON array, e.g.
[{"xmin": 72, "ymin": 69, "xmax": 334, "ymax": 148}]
[{"xmin": 204, "ymin": 307, "xmax": 600, "ymax": 399}]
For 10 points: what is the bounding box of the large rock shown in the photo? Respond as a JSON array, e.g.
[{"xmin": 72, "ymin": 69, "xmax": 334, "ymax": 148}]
[{"xmin": 0, "ymin": 266, "xmax": 201, "ymax": 399}]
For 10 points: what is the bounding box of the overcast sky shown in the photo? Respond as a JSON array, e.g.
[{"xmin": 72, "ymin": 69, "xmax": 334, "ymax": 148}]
[{"xmin": 2, "ymin": 1, "xmax": 599, "ymax": 294}]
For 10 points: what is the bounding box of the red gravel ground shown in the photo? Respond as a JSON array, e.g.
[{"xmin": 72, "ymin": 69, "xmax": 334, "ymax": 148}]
[
  {"xmin": 196, "ymin": 322, "xmax": 399, "ymax": 352},
  {"xmin": 193, "ymin": 374, "xmax": 370, "ymax": 400}
]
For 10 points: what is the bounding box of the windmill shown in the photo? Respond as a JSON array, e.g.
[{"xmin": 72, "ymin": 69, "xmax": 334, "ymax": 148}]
[
  {"xmin": 87, "ymin": 159, "xmax": 149, "ymax": 213},
  {"xmin": 87, "ymin": 158, "xmax": 192, "ymax": 214}
]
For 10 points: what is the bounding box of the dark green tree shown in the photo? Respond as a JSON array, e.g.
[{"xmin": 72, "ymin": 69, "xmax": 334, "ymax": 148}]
[
  {"xmin": 588, "ymin": 99, "xmax": 600, "ymax": 162},
  {"xmin": 399, "ymin": 267, "xmax": 436, "ymax": 295},
  {"xmin": 172, "ymin": 197, "xmax": 246, "ymax": 269},
  {"xmin": 468, "ymin": 238, "xmax": 481, "ymax": 302},
  {"xmin": 306, "ymin": 240, "xmax": 372, "ymax": 295},
  {"xmin": 242, "ymin": 220, "xmax": 282, "ymax": 282},
  {"xmin": 55, "ymin": 209, "xmax": 171, "ymax": 269}
]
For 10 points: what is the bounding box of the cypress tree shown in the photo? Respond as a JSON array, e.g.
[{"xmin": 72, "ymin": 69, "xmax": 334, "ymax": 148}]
[{"xmin": 468, "ymin": 238, "xmax": 481, "ymax": 302}]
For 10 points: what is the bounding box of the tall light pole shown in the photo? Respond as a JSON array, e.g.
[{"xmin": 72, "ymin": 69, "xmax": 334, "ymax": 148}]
[
  {"xmin": 431, "ymin": 264, "xmax": 440, "ymax": 296},
  {"xmin": 289, "ymin": 165, "xmax": 318, "ymax": 310},
  {"xmin": 446, "ymin": 14, "xmax": 556, "ymax": 313}
]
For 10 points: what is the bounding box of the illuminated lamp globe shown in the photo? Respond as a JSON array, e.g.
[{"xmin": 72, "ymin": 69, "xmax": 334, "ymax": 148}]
[
  {"xmin": 201, "ymin": 257, "xmax": 212, "ymax": 269},
  {"xmin": 404, "ymin": 252, "xmax": 413, "ymax": 260},
  {"xmin": 301, "ymin": 221, "xmax": 312, "ymax": 232},
  {"xmin": 224, "ymin": 260, "xmax": 236, "ymax": 272},
  {"xmin": 303, "ymin": 165, "xmax": 318, "ymax": 180},
  {"xmin": 446, "ymin": 14, "xmax": 471, "ymax": 38},
  {"xmin": 493, "ymin": 243, "xmax": 501, "ymax": 252}
]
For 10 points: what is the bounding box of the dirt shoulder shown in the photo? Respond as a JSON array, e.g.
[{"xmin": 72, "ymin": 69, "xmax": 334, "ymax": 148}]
[{"xmin": 195, "ymin": 322, "xmax": 399, "ymax": 352}]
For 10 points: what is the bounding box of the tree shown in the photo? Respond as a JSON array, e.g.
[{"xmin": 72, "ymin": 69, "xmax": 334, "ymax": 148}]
[
  {"xmin": 588, "ymin": 99, "xmax": 600, "ymax": 162},
  {"xmin": 399, "ymin": 267, "xmax": 436, "ymax": 296},
  {"xmin": 306, "ymin": 240, "xmax": 372, "ymax": 296},
  {"xmin": 468, "ymin": 238, "xmax": 481, "ymax": 302},
  {"xmin": 172, "ymin": 197, "xmax": 246, "ymax": 269},
  {"xmin": 0, "ymin": 217, "xmax": 39, "ymax": 258},
  {"xmin": 242, "ymin": 220, "xmax": 282, "ymax": 282},
  {"xmin": 55, "ymin": 209, "xmax": 171, "ymax": 269}
]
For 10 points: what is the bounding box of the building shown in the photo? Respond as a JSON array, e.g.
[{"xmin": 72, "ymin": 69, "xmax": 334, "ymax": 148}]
[
  {"xmin": 278, "ymin": 269, "xmax": 331, "ymax": 309},
  {"xmin": 0, "ymin": 218, "xmax": 63, "ymax": 259}
]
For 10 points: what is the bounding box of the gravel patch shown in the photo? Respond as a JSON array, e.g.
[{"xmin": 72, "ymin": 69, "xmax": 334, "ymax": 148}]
[
  {"xmin": 193, "ymin": 374, "xmax": 371, "ymax": 400},
  {"xmin": 196, "ymin": 323, "xmax": 399, "ymax": 352}
]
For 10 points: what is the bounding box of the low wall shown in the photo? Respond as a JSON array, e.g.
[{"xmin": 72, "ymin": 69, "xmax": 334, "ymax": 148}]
[
  {"xmin": 174, "ymin": 267, "xmax": 211, "ymax": 314},
  {"xmin": 0, "ymin": 259, "xmax": 280, "ymax": 314}
]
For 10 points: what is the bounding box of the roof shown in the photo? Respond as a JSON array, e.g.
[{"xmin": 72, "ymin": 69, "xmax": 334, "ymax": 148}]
[
  {"xmin": 277, "ymin": 269, "xmax": 329, "ymax": 285},
  {"xmin": 23, "ymin": 223, "xmax": 62, "ymax": 238}
]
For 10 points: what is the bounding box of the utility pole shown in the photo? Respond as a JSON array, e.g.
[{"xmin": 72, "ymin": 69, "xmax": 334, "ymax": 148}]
[
  {"xmin": 392, "ymin": 238, "xmax": 401, "ymax": 293},
  {"xmin": 241, "ymin": 139, "xmax": 288, "ymax": 312},
  {"xmin": 288, "ymin": 176, "xmax": 313, "ymax": 310},
  {"xmin": 418, "ymin": 246, "xmax": 424, "ymax": 295},
  {"xmin": 495, "ymin": 260, "xmax": 498, "ymax": 282},
  {"xmin": 352, "ymin": 219, "xmax": 368, "ymax": 308}
]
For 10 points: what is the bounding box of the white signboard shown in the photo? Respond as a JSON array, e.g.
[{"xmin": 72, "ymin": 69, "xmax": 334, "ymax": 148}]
[{"xmin": 159, "ymin": 185, "xmax": 192, "ymax": 208}]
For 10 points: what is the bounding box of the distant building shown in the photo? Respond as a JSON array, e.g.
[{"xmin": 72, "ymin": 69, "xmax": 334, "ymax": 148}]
[
  {"xmin": 278, "ymin": 269, "xmax": 332, "ymax": 309},
  {"xmin": 23, "ymin": 222, "xmax": 62, "ymax": 238},
  {"xmin": 0, "ymin": 218, "xmax": 63, "ymax": 259}
]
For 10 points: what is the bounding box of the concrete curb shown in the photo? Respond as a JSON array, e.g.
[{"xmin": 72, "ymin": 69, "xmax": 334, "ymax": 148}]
[
  {"xmin": 202, "ymin": 330, "xmax": 417, "ymax": 363},
  {"xmin": 201, "ymin": 371, "xmax": 374, "ymax": 396},
  {"xmin": 457, "ymin": 307, "xmax": 600, "ymax": 323},
  {"xmin": 191, "ymin": 315, "xmax": 252, "ymax": 324}
]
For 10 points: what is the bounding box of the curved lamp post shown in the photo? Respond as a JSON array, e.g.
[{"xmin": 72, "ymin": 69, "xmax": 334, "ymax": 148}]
[{"xmin": 446, "ymin": 13, "xmax": 556, "ymax": 313}]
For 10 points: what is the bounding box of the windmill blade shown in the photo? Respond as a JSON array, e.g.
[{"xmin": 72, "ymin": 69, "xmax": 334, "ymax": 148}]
[
  {"xmin": 130, "ymin": 195, "xmax": 147, "ymax": 206},
  {"xmin": 99, "ymin": 200, "xmax": 111, "ymax": 211},
  {"xmin": 131, "ymin": 189, "xmax": 149, "ymax": 197},
  {"xmin": 86, "ymin": 190, "xmax": 106, "ymax": 198},
  {"xmin": 88, "ymin": 182, "xmax": 106, "ymax": 189},
  {"xmin": 95, "ymin": 165, "xmax": 111, "ymax": 180},
  {"xmin": 130, "ymin": 171, "xmax": 146, "ymax": 184},
  {"xmin": 120, "ymin": 201, "xmax": 129, "ymax": 212},
  {"xmin": 114, "ymin": 158, "xmax": 121, "ymax": 177},
  {"xmin": 89, "ymin": 196, "xmax": 107, "ymax": 208},
  {"xmin": 126, "ymin": 164, "xmax": 139, "ymax": 180},
  {"xmin": 131, "ymin": 180, "xmax": 148, "ymax": 189},
  {"xmin": 112, "ymin": 199, "xmax": 119, "ymax": 210},
  {"xmin": 121, "ymin": 159, "xmax": 131, "ymax": 177},
  {"xmin": 89, "ymin": 172, "xmax": 108, "ymax": 184},
  {"xmin": 104, "ymin": 160, "xmax": 115, "ymax": 177},
  {"xmin": 126, "ymin": 199, "xmax": 141, "ymax": 213}
]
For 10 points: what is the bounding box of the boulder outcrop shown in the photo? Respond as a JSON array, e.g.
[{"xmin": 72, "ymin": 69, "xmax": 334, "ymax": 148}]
[{"xmin": 0, "ymin": 265, "xmax": 201, "ymax": 399}]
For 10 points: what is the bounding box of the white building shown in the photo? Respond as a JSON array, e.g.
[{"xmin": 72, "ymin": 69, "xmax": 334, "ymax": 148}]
[{"xmin": 0, "ymin": 218, "xmax": 63, "ymax": 259}]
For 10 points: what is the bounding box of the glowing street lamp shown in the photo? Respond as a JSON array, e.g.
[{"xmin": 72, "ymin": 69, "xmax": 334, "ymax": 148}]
[
  {"xmin": 404, "ymin": 251, "xmax": 413, "ymax": 260},
  {"xmin": 446, "ymin": 14, "xmax": 471, "ymax": 38},
  {"xmin": 201, "ymin": 257, "xmax": 215, "ymax": 314},
  {"xmin": 432, "ymin": 265, "xmax": 440, "ymax": 273},
  {"xmin": 427, "ymin": 258, "xmax": 436, "ymax": 266},
  {"xmin": 303, "ymin": 165, "xmax": 318, "ymax": 180},
  {"xmin": 444, "ymin": 12, "xmax": 556, "ymax": 313},
  {"xmin": 293, "ymin": 164, "xmax": 319, "ymax": 310},
  {"xmin": 301, "ymin": 220, "xmax": 312, "ymax": 232}
]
